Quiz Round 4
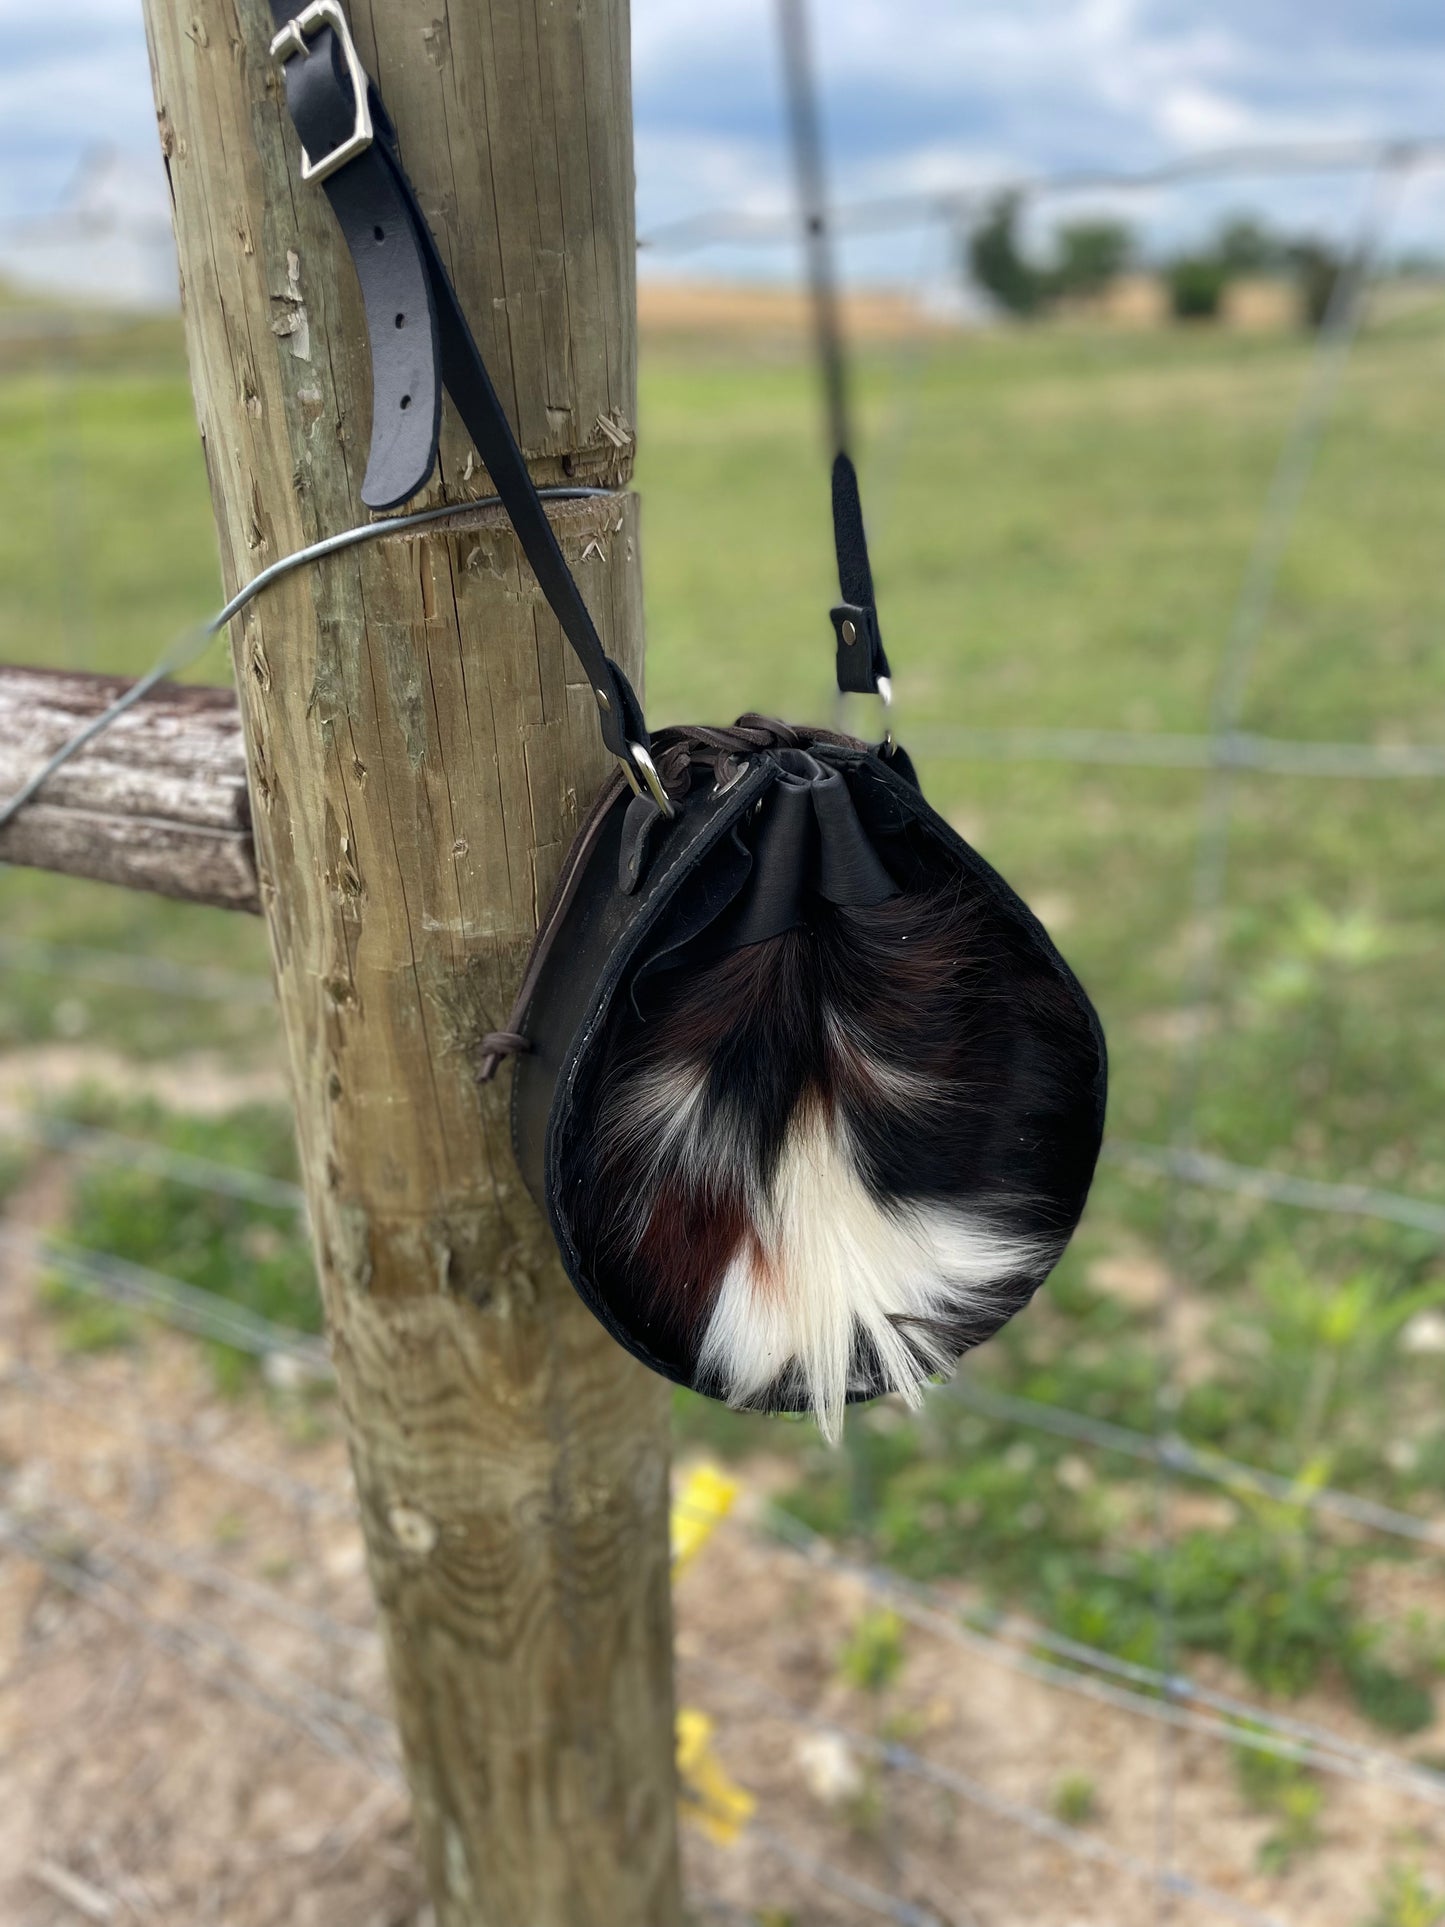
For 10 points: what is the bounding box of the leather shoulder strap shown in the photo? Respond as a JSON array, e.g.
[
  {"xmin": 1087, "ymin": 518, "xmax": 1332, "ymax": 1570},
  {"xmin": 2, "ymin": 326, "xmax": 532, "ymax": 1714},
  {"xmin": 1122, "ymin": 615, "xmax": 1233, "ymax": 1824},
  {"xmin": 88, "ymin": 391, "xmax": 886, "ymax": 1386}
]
[
  {"xmin": 267, "ymin": 0, "xmax": 656, "ymax": 784},
  {"xmin": 778, "ymin": 0, "xmax": 891, "ymax": 703},
  {"xmin": 829, "ymin": 453, "xmax": 891, "ymax": 698}
]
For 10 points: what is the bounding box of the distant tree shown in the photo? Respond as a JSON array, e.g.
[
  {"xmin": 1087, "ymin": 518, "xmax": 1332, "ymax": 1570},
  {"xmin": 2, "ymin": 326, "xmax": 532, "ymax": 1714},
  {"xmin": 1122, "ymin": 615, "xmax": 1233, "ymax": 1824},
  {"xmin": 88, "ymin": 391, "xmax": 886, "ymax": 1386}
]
[
  {"xmin": 968, "ymin": 192, "xmax": 1044, "ymax": 317},
  {"xmin": 1167, "ymin": 254, "xmax": 1229, "ymax": 320},
  {"xmin": 1158, "ymin": 213, "xmax": 1352, "ymax": 329},
  {"xmin": 1049, "ymin": 219, "xmax": 1134, "ymax": 299},
  {"xmin": 1215, "ymin": 215, "xmax": 1282, "ymax": 276},
  {"xmin": 1288, "ymin": 239, "xmax": 1348, "ymax": 330},
  {"xmin": 1394, "ymin": 247, "xmax": 1445, "ymax": 279}
]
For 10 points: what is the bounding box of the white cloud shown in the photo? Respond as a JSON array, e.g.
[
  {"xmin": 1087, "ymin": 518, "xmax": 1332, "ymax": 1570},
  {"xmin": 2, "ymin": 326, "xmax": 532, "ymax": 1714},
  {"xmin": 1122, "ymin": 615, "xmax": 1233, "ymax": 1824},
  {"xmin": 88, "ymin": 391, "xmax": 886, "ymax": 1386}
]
[
  {"xmin": 4, "ymin": 0, "xmax": 1443, "ymax": 304},
  {"xmin": 1154, "ymin": 83, "xmax": 1256, "ymax": 146}
]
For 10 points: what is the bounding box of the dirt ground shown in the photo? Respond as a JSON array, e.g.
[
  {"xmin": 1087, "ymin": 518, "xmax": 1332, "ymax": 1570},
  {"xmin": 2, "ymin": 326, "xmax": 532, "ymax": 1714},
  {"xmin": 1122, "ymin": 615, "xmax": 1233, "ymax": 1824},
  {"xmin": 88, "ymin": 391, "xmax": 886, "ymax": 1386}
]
[{"xmin": 1, "ymin": 1128, "xmax": 1443, "ymax": 1926}]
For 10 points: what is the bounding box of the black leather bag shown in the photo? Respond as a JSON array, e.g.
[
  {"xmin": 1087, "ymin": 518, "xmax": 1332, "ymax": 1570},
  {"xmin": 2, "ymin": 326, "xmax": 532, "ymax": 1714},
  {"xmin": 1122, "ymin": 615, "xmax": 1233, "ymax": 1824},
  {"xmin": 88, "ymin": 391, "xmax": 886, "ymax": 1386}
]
[
  {"xmin": 494, "ymin": 721, "xmax": 1106, "ymax": 1429},
  {"xmin": 272, "ymin": 0, "xmax": 1106, "ymax": 1434}
]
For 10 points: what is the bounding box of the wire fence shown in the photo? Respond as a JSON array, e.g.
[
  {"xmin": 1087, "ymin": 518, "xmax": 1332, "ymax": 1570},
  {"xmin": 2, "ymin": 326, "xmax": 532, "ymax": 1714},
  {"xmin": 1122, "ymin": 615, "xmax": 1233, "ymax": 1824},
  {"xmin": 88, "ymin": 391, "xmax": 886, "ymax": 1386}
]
[
  {"xmin": 689, "ymin": 1653, "xmax": 1289, "ymax": 1927},
  {"xmin": 0, "ymin": 1224, "xmax": 329, "ymax": 1372},
  {"xmin": 637, "ymin": 134, "xmax": 1445, "ymax": 255},
  {"xmin": 11, "ymin": 1241, "xmax": 1445, "ymax": 1790},
  {"xmin": 3, "ymin": 1255, "xmax": 1444, "ymax": 1921},
  {"xmin": 7, "ymin": 1363, "xmax": 1424, "ymax": 1927},
  {"xmin": 4, "ymin": 117, "xmax": 1445, "ymax": 1927},
  {"xmin": 0, "ymin": 1107, "xmax": 307, "ymax": 1212},
  {"xmin": 0, "ymin": 1434, "xmax": 1316, "ymax": 1927},
  {"xmin": 903, "ymin": 725, "xmax": 1445, "ymax": 781},
  {"xmin": 1119, "ymin": 136, "xmax": 1394, "ymax": 1921},
  {"xmin": 759, "ymin": 1507, "xmax": 1445, "ymax": 1808}
]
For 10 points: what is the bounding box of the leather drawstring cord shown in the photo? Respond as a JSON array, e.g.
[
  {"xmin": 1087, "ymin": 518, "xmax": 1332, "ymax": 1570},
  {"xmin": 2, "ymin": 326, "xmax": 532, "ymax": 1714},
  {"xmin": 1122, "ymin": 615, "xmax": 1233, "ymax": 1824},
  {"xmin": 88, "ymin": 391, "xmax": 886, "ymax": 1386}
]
[{"xmin": 473, "ymin": 715, "xmax": 878, "ymax": 1083}]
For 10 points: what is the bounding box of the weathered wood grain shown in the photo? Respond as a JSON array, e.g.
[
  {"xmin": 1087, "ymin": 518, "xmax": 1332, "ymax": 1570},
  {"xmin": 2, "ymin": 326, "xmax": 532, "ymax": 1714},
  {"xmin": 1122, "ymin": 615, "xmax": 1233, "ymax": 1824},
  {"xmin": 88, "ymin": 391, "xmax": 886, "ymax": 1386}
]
[
  {"xmin": 0, "ymin": 669, "xmax": 249, "ymax": 830},
  {"xmin": 0, "ymin": 668, "xmax": 258, "ymax": 911},
  {"xmin": 137, "ymin": 2, "xmax": 680, "ymax": 1923},
  {"xmin": 0, "ymin": 804, "xmax": 259, "ymax": 913}
]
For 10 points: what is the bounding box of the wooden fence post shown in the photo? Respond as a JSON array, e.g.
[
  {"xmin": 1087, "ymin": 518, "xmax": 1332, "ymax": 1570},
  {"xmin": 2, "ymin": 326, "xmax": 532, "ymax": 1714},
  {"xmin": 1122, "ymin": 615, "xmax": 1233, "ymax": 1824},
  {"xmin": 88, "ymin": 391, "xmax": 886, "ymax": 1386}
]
[{"xmin": 137, "ymin": 3, "xmax": 683, "ymax": 1922}]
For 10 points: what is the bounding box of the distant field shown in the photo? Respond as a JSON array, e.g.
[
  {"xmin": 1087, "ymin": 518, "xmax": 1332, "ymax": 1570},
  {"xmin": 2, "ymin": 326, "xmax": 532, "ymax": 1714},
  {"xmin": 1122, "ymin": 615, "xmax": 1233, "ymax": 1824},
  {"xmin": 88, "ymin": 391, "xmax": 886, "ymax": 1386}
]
[
  {"xmin": 4, "ymin": 298, "xmax": 1445, "ymax": 1828},
  {"xmin": 636, "ymin": 275, "xmax": 956, "ymax": 340}
]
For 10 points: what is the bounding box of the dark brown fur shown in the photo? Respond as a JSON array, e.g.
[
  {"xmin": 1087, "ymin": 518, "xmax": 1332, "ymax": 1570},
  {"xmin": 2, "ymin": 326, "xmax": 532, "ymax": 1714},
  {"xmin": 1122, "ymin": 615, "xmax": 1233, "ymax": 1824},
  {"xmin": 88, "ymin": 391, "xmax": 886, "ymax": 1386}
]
[{"xmin": 573, "ymin": 876, "xmax": 1100, "ymax": 1396}]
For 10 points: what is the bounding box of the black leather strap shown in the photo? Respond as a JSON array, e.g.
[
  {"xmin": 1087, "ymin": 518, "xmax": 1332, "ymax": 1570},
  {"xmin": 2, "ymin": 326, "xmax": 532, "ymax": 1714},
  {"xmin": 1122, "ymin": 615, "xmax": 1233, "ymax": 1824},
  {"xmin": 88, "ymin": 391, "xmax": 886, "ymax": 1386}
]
[
  {"xmin": 779, "ymin": 0, "xmax": 890, "ymax": 702},
  {"xmin": 829, "ymin": 454, "xmax": 891, "ymax": 696},
  {"xmin": 268, "ymin": 1, "xmax": 649, "ymax": 770}
]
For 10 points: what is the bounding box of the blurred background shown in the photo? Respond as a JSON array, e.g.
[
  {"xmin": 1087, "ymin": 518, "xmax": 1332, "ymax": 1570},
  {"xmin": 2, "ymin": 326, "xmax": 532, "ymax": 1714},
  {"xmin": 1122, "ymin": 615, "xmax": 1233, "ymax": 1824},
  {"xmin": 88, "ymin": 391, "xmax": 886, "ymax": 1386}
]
[{"xmin": 3, "ymin": 4, "xmax": 1445, "ymax": 1925}]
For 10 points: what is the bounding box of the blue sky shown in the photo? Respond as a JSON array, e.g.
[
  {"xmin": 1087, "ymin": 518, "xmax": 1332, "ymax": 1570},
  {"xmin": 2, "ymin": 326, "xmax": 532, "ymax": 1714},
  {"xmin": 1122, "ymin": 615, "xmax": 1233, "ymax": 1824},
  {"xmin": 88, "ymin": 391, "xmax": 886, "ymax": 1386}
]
[{"xmin": 2, "ymin": 0, "xmax": 1444, "ymax": 298}]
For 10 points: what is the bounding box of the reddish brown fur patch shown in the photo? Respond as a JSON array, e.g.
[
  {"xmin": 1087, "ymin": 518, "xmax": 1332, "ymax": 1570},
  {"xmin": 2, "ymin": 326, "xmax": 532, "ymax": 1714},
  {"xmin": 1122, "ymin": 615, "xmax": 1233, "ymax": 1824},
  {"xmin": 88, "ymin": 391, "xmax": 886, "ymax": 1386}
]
[
  {"xmin": 742, "ymin": 1223, "xmax": 780, "ymax": 1300},
  {"xmin": 630, "ymin": 1177, "xmax": 751, "ymax": 1342}
]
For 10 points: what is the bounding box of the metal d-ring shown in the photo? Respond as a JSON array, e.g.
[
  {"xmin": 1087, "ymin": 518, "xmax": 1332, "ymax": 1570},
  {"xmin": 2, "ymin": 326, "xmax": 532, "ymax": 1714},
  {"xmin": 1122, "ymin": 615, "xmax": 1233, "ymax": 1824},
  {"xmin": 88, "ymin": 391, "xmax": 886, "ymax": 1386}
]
[{"xmin": 620, "ymin": 742, "xmax": 676, "ymax": 819}]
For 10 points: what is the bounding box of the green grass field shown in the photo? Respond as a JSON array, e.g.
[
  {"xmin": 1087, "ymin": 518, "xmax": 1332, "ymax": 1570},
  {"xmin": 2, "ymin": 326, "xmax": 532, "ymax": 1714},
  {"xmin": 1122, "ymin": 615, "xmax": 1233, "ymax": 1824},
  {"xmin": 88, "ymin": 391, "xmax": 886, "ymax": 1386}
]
[{"xmin": 4, "ymin": 304, "xmax": 1445, "ymax": 1754}]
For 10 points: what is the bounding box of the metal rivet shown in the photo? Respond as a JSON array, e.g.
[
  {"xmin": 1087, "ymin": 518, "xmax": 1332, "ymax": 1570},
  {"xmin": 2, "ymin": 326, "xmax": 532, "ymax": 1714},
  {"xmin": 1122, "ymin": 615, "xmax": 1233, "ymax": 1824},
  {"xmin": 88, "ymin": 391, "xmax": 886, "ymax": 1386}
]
[
  {"xmin": 841, "ymin": 618, "xmax": 858, "ymax": 646},
  {"xmin": 595, "ymin": 688, "xmax": 611, "ymax": 713}
]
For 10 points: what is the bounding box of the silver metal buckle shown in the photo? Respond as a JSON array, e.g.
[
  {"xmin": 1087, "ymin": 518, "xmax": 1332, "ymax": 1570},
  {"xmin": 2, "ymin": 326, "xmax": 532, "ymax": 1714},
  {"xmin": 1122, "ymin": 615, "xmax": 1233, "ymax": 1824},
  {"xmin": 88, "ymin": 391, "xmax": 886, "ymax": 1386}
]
[
  {"xmin": 619, "ymin": 742, "xmax": 676, "ymax": 819},
  {"xmin": 270, "ymin": 1, "xmax": 374, "ymax": 184}
]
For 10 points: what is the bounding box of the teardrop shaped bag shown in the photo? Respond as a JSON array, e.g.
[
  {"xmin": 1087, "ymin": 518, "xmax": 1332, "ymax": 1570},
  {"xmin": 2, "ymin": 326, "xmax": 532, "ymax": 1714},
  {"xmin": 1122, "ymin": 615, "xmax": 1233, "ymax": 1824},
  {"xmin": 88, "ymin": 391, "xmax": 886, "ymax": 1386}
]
[
  {"xmin": 272, "ymin": 0, "xmax": 1106, "ymax": 1436},
  {"xmin": 497, "ymin": 715, "xmax": 1106, "ymax": 1437}
]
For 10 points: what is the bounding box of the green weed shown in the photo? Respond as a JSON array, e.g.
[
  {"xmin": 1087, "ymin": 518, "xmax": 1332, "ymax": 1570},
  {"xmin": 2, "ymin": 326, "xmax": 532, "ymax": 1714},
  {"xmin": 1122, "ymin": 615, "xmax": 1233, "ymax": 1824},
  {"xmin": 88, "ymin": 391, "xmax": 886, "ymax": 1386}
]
[
  {"xmin": 1362, "ymin": 1863, "xmax": 1445, "ymax": 1927},
  {"xmin": 1232, "ymin": 1742, "xmax": 1323, "ymax": 1873},
  {"xmin": 0, "ymin": 1147, "xmax": 25, "ymax": 1206},
  {"xmin": 838, "ymin": 1610, "xmax": 906, "ymax": 1696},
  {"xmin": 38, "ymin": 1274, "xmax": 138, "ymax": 1354},
  {"xmin": 1052, "ymin": 1773, "xmax": 1098, "ymax": 1827},
  {"xmin": 35, "ymin": 1095, "xmax": 317, "ymax": 1387}
]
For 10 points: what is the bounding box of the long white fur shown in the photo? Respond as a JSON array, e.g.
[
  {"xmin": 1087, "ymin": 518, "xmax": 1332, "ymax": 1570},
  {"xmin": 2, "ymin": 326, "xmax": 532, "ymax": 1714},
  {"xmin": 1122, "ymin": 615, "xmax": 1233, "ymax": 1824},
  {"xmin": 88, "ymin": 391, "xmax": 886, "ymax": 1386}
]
[
  {"xmin": 604, "ymin": 1053, "xmax": 1053, "ymax": 1441},
  {"xmin": 696, "ymin": 1103, "xmax": 1051, "ymax": 1440}
]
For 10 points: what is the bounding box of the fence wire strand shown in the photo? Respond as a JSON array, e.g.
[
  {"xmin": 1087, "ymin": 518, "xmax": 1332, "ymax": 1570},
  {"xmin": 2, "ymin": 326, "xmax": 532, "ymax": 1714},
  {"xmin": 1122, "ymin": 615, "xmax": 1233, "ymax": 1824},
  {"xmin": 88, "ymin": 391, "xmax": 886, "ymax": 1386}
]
[
  {"xmin": 0, "ymin": 489, "xmax": 616, "ymax": 836},
  {"xmin": 758, "ymin": 1504, "xmax": 1445, "ymax": 1809},
  {"xmin": 0, "ymin": 1508, "xmax": 401, "ymax": 1785},
  {"xmin": 638, "ymin": 133, "xmax": 1445, "ymax": 253},
  {"xmin": 0, "ymin": 1107, "xmax": 307, "ymax": 1213},
  {"xmin": 3, "ymin": 1363, "xmax": 352, "ymax": 1516},
  {"xmin": 688, "ymin": 1653, "xmax": 1288, "ymax": 1927},
  {"xmin": 42, "ymin": 1490, "xmax": 376, "ymax": 1651},
  {"xmin": 906, "ymin": 724, "xmax": 1445, "ymax": 780},
  {"xmin": 946, "ymin": 1373, "xmax": 1445, "ymax": 1551},
  {"xmin": 748, "ymin": 1824, "xmax": 944, "ymax": 1927},
  {"xmin": 0, "ymin": 1225, "xmax": 329, "ymax": 1373}
]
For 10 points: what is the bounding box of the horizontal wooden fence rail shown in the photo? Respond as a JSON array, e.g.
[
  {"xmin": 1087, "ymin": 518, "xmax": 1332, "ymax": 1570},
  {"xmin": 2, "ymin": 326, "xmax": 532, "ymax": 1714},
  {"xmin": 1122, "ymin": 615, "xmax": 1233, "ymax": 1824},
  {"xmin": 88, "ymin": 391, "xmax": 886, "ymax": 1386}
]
[{"xmin": 0, "ymin": 668, "xmax": 257, "ymax": 913}]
